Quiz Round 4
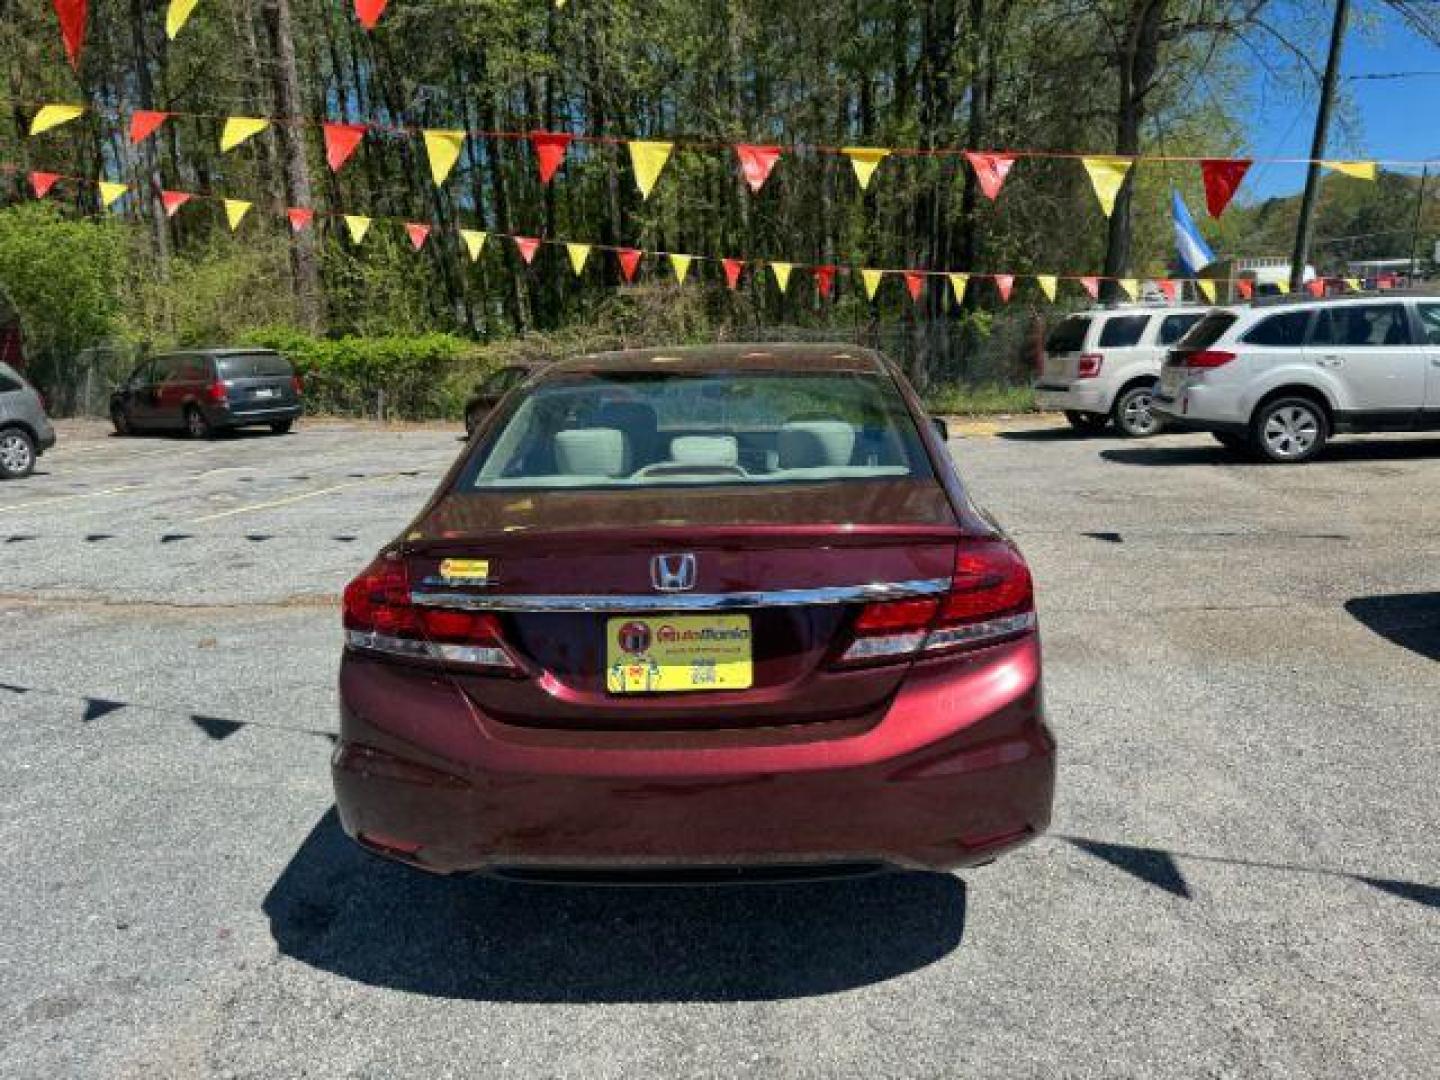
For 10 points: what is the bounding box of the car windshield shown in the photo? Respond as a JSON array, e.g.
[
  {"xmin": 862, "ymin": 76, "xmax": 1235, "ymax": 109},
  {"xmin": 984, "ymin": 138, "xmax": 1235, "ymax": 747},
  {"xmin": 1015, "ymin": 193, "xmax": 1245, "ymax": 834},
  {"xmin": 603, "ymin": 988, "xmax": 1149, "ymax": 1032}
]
[
  {"xmin": 216, "ymin": 352, "xmax": 293, "ymax": 379},
  {"xmin": 463, "ymin": 369, "xmax": 934, "ymax": 490}
]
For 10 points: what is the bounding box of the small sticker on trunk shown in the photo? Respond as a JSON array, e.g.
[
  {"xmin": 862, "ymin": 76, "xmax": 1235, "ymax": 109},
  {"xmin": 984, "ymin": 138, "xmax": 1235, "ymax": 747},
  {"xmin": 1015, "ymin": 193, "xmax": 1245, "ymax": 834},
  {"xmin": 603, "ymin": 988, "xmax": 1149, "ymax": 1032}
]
[{"xmin": 439, "ymin": 558, "xmax": 491, "ymax": 583}]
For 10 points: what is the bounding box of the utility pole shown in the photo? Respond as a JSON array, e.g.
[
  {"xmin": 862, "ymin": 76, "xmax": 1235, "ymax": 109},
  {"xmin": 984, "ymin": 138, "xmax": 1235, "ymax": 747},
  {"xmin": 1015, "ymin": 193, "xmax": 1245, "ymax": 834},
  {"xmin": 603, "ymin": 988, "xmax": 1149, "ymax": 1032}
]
[
  {"xmin": 1290, "ymin": 0, "xmax": 1351, "ymax": 293},
  {"xmin": 1408, "ymin": 165, "xmax": 1429, "ymax": 281}
]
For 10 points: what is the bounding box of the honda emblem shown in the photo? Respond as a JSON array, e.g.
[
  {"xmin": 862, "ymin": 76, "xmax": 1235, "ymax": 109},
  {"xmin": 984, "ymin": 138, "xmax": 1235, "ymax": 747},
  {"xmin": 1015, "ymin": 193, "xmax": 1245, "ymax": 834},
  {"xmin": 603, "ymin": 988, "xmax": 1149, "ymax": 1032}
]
[{"xmin": 650, "ymin": 553, "xmax": 697, "ymax": 592}]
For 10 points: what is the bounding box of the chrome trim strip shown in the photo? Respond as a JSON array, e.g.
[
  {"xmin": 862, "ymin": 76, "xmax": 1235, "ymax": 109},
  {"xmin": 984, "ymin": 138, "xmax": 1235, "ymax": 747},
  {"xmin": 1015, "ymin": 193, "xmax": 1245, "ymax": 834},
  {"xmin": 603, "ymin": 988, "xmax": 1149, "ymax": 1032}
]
[{"xmin": 409, "ymin": 577, "xmax": 951, "ymax": 613}]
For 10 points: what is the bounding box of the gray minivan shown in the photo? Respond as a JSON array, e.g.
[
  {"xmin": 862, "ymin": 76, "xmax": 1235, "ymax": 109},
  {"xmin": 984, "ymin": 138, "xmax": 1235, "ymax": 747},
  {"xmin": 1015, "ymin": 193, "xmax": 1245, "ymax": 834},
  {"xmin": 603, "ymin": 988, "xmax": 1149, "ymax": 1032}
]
[
  {"xmin": 0, "ymin": 361, "xmax": 56, "ymax": 479},
  {"xmin": 110, "ymin": 348, "xmax": 303, "ymax": 438}
]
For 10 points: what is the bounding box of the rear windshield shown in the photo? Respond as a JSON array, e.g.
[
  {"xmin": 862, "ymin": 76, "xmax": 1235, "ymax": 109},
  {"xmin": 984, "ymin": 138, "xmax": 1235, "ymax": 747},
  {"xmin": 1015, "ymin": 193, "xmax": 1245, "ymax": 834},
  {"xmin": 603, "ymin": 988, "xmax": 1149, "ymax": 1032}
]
[
  {"xmin": 463, "ymin": 370, "xmax": 934, "ymax": 490},
  {"xmin": 1157, "ymin": 312, "xmax": 1204, "ymax": 345},
  {"xmin": 1098, "ymin": 315, "xmax": 1149, "ymax": 348},
  {"xmin": 1178, "ymin": 310, "xmax": 1237, "ymax": 350},
  {"xmin": 1045, "ymin": 316, "xmax": 1090, "ymax": 354},
  {"xmin": 215, "ymin": 352, "xmax": 293, "ymax": 379}
]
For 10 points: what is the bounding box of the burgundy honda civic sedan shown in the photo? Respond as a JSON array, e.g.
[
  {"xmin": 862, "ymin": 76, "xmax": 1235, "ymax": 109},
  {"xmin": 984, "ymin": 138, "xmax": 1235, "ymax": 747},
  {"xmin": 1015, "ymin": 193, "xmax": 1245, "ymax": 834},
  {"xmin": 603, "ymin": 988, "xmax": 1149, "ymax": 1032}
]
[{"xmin": 333, "ymin": 344, "xmax": 1055, "ymax": 879}]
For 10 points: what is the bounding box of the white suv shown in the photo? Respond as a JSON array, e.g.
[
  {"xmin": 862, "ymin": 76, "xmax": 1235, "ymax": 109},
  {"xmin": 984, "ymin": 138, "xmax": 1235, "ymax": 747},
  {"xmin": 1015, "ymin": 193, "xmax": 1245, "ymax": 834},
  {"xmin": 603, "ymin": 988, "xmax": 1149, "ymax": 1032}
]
[
  {"xmin": 1034, "ymin": 304, "xmax": 1209, "ymax": 436},
  {"xmin": 1153, "ymin": 295, "xmax": 1440, "ymax": 463}
]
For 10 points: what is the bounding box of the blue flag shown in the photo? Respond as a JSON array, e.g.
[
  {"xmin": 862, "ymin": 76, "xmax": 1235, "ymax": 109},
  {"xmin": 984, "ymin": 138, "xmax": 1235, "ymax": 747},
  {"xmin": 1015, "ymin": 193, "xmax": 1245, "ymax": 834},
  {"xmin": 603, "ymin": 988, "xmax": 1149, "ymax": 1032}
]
[{"xmin": 1172, "ymin": 189, "xmax": 1216, "ymax": 274}]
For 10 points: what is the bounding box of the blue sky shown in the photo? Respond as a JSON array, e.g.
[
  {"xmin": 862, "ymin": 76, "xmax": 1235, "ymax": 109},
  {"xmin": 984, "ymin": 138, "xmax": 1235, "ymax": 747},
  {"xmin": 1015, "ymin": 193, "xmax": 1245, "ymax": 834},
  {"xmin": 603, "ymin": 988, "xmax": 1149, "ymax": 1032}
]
[{"xmin": 1241, "ymin": 0, "xmax": 1440, "ymax": 199}]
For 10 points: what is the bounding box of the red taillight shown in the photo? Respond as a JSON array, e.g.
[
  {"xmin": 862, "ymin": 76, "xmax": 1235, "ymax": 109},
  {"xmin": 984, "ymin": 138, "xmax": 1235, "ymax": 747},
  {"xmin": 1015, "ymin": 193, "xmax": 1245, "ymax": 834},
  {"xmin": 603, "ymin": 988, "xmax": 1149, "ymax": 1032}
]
[
  {"xmin": 207, "ymin": 378, "xmax": 228, "ymax": 403},
  {"xmin": 838, "ymin": 541, "xmax": 1036, "ymax": 666},
  {"xmin": 1076, "ymin": 353, "xmax": 1104, "ymax": 378},
  {"xmin": 343, "ymin": 555, "xmax": 516, "ymax": 670},
  {"xmin": 291, "ymin": 374, "xmax": 304, "ymax": 396},
  {"xmin": 1183, "ymin": 349, "xmax": 1235, "ymax": 369}
]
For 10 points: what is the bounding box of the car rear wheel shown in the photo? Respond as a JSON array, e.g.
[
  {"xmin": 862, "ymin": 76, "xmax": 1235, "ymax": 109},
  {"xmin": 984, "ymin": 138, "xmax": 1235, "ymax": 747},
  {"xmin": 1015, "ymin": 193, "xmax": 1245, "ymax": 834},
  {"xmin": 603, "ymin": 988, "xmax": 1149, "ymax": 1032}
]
[
  {"xmin": 110, "ymin": 404, "xmax": 132, "ymax": 436},
  {"xmin": 269, "ymin": 419, "xmax": 294, "ymax": 435},
  {"xmin": 0, "ymin": 427, "xmax": 36, "ymax": 479},
  {"xmin": 184, "ymin": 405, "xmax": 213, "ymax": 440},
  {"xmin": 1112, "ymin": 384, "xmax": 1163, "ymax": 437},
  {"xmin": 1250, "ymin": 398, "xmax": 1328, "ymax": 464},
  {"xmin": 1064, "ymin": 410, "xmax": 1109, "ymax": 434}
]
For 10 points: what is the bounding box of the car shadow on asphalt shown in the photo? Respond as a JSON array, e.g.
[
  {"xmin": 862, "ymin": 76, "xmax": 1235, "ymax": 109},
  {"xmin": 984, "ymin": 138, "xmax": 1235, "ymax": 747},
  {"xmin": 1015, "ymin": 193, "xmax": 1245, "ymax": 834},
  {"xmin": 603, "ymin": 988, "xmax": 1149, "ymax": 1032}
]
[
  {"xmin": 1345, "ymin": 593, "xmax": 1440, "ymax": 662},
  {"xmin": 262, "ymin": 808, "xmax": 968, "ymax": 1003},
  {"xmin": 1100, "ymin": 438, "xmax": 1440, "ymax": 467},
  {"xmin": 994, "ymin": 427, "xmax": 1093, "ymax": 441}
]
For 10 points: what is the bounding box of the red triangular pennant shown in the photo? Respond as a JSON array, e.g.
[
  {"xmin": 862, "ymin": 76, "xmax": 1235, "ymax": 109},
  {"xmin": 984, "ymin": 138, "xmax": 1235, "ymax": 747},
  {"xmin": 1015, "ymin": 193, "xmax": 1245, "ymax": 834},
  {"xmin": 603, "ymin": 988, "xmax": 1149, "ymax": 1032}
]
[
  {"xmin": 354, "ymin": 0, "xmax": 387, "ymax": 30},
  {"xmin": 1306, "ymin": 279, "xmax": 1325, "ymax": 298},
  {"xmin": 994, "ymin": 274, "xmax": 1015, "ymax": 303},
  {"xmin": 530, "ymin": 132, "xmax": 572, "ymax": 185},
  {"xmin": 53, "ymin": 0, "xmax": 87, "ymax": 69},
  {"xmin": 1200, "ymin": 158, "xmax": 1251, "ymax": 219},
  {"xmin": 286, "ymin": 208, "xmax": 314, "ymax": 232},
  {"xmin": 722, "ymin": 258, "xmax": 744, "ymax": 290},
  {"xmin": 734, "ymin": 144, "xmax": 782, "ymax": 193},
  {"xmin": 1156, "ymin": 279, "xmax": 1177, "ymax": 302},
  {"xmin": 1235, "ymin": 279, "xmax": 1254, "ymax": 301},
  {"xmin": 323, "ymin": 123, "xmax": 367, "ymax": 172},
  {"xmin": 513, "ymin": 237, "xmax": 541, "ymax": 264},
  {"xmin": 617, "ymin": 248, "xmax": 643, "ymax": 283},
  {"xmin": 29, "ymin": 172, "xmax": 61, "ymax": 198},
  {"xmin": 160, "ymin": 191, "xmax": 191, "ymax": 218},
  {"xmin": 813, "ymin": 264, "xmax": 836, "ymax": 299},
  {"xmin": 964, "ymin": 152, "xmax": 1016, "ymax": 201},
  {"xmin": 129, "ymin": 110, "xmax": 169, "ymax": 145},
  {"xmin": 405, "ymin": 222, "xmax": 430, "ymax": 251},
  {"xmin": 903, "ymin": 271, "xmax": 926, "ymax": 303},
  {"xmin": 1078, "ymin": 276, "xmax": 1100, "ymax": 300}
]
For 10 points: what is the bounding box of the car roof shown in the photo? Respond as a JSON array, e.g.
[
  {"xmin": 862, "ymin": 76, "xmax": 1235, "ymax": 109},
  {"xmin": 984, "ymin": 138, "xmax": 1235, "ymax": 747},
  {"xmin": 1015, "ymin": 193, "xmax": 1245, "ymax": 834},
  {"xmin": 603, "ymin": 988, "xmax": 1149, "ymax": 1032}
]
[
  {"xmin": 548, "ymin": 343, "xmax": 891, "ymax": 376},
  {"xmin": 153, "ymin": 347, "xmax": 283, "ymax": 357}
]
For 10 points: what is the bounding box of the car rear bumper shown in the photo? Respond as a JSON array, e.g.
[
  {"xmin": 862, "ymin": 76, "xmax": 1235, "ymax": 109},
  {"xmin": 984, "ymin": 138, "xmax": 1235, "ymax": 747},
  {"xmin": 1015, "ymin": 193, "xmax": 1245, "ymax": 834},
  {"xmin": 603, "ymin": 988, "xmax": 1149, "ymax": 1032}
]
[
  {"xmin": 210, "ymin": 403, "xmax": 303, "ymax": 428},
  {"xmin": 1033, "ymin": 383, "xmax": 1106, "ymax": 414},
  {"xmin": 1153, "ymin": 391, "xmax": 1248, "ymax": 435},
  {"xmin": 36, "ymin": 423, "xmax": 57, "ymax": 452},
  {"xmin": 332, "ymin": 638, "xmax": 1056, "ymax": 876}
]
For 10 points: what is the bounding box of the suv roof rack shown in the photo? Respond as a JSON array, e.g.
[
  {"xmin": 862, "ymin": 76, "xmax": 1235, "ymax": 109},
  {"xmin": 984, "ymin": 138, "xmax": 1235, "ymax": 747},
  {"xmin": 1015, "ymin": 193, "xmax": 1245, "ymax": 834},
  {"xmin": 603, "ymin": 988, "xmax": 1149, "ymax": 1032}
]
[{"xmin": 1248, "ymin": 287, "xmax": 1440, "ymax": 307}]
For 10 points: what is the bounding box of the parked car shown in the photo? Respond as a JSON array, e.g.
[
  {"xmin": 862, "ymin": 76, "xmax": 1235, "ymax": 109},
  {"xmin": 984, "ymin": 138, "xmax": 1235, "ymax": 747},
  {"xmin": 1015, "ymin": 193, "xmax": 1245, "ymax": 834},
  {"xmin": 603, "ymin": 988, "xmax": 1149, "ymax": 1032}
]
[
  {"xmin": 334, "ymin": 344, "xmax": 1055, "ymax": 880},
  {"xmin": 0, "ymin": 360, "xmax": 56, "ymax": 479},
  {"xmin": 463, "ymin": 361, "xmax": 546, "ymax": 438},
  {"xmin": 110, "ymin": 348, "xmax": 303, "ymax": 438},
  {"xmin": 1155, "ymin": 294, "xmax": 1440, "ymax": 463},
  {"xmin": 1034, "ymin": 304, "xmax": 1209, "ymax": 436}
]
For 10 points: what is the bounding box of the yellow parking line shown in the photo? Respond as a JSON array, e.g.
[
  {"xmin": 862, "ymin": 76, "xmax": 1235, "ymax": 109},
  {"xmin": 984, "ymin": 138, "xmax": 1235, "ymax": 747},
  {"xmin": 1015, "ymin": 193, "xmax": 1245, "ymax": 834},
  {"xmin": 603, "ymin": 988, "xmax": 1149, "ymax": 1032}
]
[
  {"xmin": 190, "ymin": 472, "xmax": 405, "ymax": 523},
  {"xmin": 0, "ymin": 483, "xmax": 144, "ymax": 515}
]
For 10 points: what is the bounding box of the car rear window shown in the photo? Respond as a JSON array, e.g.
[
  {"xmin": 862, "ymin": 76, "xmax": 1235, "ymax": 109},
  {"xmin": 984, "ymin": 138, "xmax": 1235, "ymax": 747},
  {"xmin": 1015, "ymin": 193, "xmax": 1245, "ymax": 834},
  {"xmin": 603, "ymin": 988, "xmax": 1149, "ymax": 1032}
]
[
  {"xmin": 464, "ymin": 370, "xmax": 934, "ymax": 490},
  {"xmin": 1179, "ymin": 310, "xmax": 1237, "ymax": 349},
  {"xmin": 1097, "ymin": 315, "xmax": 1149, "ymax": 348},
  {"xmin": 1045, "ymin": 316, "xmax": 1090, "ymax": 354},
  {"xmin": 1242, "ymin": 310, "xmax": 1311, "ymax": 347},
  {"xmin": 216, "ymin": 352, "xmax": 293, "ymax": 379},
  {"xmin": 1157, "ymin": 313, "xmax": 1204, "ymax": 345}
]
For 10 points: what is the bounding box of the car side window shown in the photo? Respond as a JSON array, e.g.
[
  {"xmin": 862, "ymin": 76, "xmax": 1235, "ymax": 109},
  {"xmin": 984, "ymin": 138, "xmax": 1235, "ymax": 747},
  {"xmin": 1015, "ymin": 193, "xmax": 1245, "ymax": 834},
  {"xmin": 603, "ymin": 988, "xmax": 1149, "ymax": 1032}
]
[
  {"xmin": 1157, "ymin": 313, "xmax": 1203, "ymax": 345},
  {"xmin": 177, "ymin": 356, "xmax": 209, "ymax": 382},
  {"xmin": 1414, "ymin": 304, "xmax": 1440, "ymax": 344},
  {"xmin": 1098, "ymin": 315, "xmax": 1149, "ymax": 348},
  {"xmin": 1311, "ymin": 305, "xmax": 1412, "ymax": 347},
  {"xmin": 152, "ymin": 355, "xmax": 183, "ymax": 383},
  {"xmin": 1241, "ymin": 311, "xmax": 1311, "ymax": 347}
]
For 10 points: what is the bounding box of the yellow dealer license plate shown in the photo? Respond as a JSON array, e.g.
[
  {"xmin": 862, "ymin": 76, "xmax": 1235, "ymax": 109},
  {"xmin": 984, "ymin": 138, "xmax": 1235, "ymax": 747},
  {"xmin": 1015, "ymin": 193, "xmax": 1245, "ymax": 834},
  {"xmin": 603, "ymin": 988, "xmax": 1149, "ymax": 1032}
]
[{"xmin": 605, "ymin": 614, "xmax": 753, "ymax": 694}]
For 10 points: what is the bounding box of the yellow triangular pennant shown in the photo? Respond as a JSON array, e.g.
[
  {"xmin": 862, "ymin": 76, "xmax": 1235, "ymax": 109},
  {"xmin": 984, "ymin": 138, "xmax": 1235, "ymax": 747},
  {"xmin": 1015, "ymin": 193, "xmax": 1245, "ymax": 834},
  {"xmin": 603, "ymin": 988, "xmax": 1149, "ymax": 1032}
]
[
  {"xmin": 1274, "ymin": 279, "xmax": 1291, "ymax": 295},
  {"xmin": 1116, "ymin": 277, "xmax": 1139, "ymax": 300},
  {"xmin": 1195, "ymin": 278, "xmax": 1216, "ymax": 303},
  {"xmin": 423, "ymin": 129, "xmax": 465, "ymax": 186},
  {"xmin": 29, "ymin": 104, "xmax": 85, "ymax": 135},
  {"xmin": 1081, "ymin": 155, "xmax": 1133, "ymax": 217},
  {"xmin": 98, "ymin": 181, "xmax": 128, "ymax": 208},
  {"xmin": 566, "ymin": 243, "xmax": 591, "ymax": 276},
  {"xmin": 166, "ymin": 0, "xmax": 200, "ymax": 39},
  {"xmin": 1324, "ymin": 160, "xmax": 1376, "ymax": 181},
  {"xmin": 1344, "ymin": 277, "xmax": 1361, "ymax": 291},
  {"xmin": 843, "ymin": 147, "xmax": 890, "ymax": 190},
  {"xmin": 459, "ymin": 229, "xmax": 487, "ymax": 262},
  {"xmin": 669, "ymin": 253, "xmax": 693, "ymax": 285},
  {"xmin": 861, "ymin": 268, "xmax": 885, "ymax": 300},
  {"xmin": 1035, "ymin": 274, "xmax": 1058, "ymax": 302},
  {"xmin": 223, "ymin": 199, "xmax": 252, "ymax": 231},
  {"xmin": 344, "ymin": 215, "xmax": 371, "ymax": 244},
  {"xmin": 220, "ymin": 117, "xmax": 269, "ymax": 152},
  {"xmin": 770, "ymin": 262, "xmax": 793, "ymax": 292},
  {"xmin": 628, "ymin": 140, "xmax": 673, "ymax": 198},
  {"xmin": 947, "ymin": 273, "xmax": 970, "ymax": 305}
]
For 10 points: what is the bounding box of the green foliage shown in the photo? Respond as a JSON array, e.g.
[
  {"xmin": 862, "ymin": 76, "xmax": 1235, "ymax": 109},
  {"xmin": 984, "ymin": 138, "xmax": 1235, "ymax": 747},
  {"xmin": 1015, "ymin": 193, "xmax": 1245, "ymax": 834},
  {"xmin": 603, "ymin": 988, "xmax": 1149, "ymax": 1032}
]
[
  {"xmin": 0, "ymin": 204, "xmax": 125, "ymax": 398},
  {"xmin": 925, "ymin": 382, "xmax": 1037, "ymax": 416}
]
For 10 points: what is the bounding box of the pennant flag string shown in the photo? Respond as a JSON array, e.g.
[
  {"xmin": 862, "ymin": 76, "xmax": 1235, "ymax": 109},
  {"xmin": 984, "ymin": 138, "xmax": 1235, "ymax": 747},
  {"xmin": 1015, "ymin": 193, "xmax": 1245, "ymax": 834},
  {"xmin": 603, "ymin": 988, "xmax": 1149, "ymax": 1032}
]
[
  {"xmin": 52, "ymin": 0, "xmax": 88, "ymax": 70},
  {"xmin": 721, "ymin": 258, "xmax": 744, "ymax": 290},
  {"xmin": 30, "ymin": 171, "xmax": 62, "ymax": 198},
  {"xmin": 97, "ymin": 181, "xmax": 127, "ymax": 208},
  {"xmin": 770, "ymin": 261, "xmax": 794, "ymax": 293},
  {"xmin": 354, "ymin": 0, "xmax": 388, "ymax": 31},
  {"xmin": 423, "ymin": 129, "xmax": 466, "ymax": 186},
  {"xmin": 29, "ymin": 104, "xmax": 85, "ymax": 135},
  {"xmin": 843, "ymin": 147, "xmax": 890, "ymax": 190},
  {"xmin": 129, "ymin": 110, "xmax": 169, "ymax": 145},
  {"xmin": 628, "ymin": 140, "xmax": 673, "ymax": 199},
  {"xmin": 1200, "ymin": 158, "xmax": 1251, "ymax": 219},
  {"xmin": 964, "ymin": 152, "xmax": 1015, "ymax": 201},
  {"xmin": 531, "ymin": 132, "xmax": 572, "ymax": 185},
  {"xmin": 323, "ymin": 123, "xmax": 367, "ymax": 172},
  {"xmin": 735, "ymin": 144, "xmax": 782, "ymax": 193},
  {"xmin": 287, "ymin": 207, "xmax": 314, "ymax": 232},
  {"xmin": 343, "ymin": 215, "xmax": 372, "ymax": 244},
  {"xmin": 1081, "ymin": 156, "xmax": 1134, "ymax": 217},
  {"xmin": 223, "ymin": 198, "xmax": 251, "ymax": 231},
  {"xmin": 165, "ymin": 0, "xmax": 200, "ymax": 40},
  {"xmin": 617, "ymin": 248, "xmax": 643, "ymax": 283},
  {"xmin": 220, "ymin": 116, "xmax": 269, "ymax": 152},
  {"xmin": 567, "ymin": 243, "xmax": 591, "ymax": 276},
  {"xmin": 405, "ymin": 222, "xmax": 430, "ymax": 251},
  {"xmin": 460, "ymin": 229, "xmax": 487, "ymax": 262}
]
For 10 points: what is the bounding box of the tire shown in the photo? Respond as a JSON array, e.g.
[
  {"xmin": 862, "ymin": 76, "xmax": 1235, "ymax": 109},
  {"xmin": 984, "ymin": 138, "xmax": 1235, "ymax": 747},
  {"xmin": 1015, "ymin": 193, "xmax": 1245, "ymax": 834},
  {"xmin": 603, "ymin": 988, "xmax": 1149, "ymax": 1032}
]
[
  {"xmin": 184, "ymin": 405, "xmax": 213, "ymax": 440},
  {"xmin": 269, "ymin": 419, "xmax": 294, "ymax": 435},
  {"xmin": 0, "ymin": 427, "xmax": 36, "ymax": 479},
  {"xmin": 1249, "ymin": 396, "xmax": 1329, "ymax": 464},
  {"xmin": 1064, "ymin": 410, "xmax": 1110, "ymax": 434},
  {"xmin": 1112, "ymin": 383, "xmax": 1164, "ymax": 437},
  {"xmin": 110, "ymin": 404, "xmax": 132, "ymax": 436}
]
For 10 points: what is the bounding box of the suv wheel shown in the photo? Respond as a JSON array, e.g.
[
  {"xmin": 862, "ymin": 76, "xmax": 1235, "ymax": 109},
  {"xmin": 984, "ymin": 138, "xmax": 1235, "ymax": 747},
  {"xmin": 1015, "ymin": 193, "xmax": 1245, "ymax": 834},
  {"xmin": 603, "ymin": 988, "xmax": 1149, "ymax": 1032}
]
[
  {"xmin": 1251, "ymin": 397, "xmax": 1328, "ymax": 464},
  {"xmin": 1112, "ymin": 384, "xmax": 1163, "ymax": 437},
  {"xmin": 0, "ymin": 427, "xmax": 36, "ymax": 479},
  {"xmin": 1064, "ymin": 410, "xmax": 1110, "ymax": 434},
  {"xmin": 184, "ymin": 406, "xmax": 213, "ymax": 440}
]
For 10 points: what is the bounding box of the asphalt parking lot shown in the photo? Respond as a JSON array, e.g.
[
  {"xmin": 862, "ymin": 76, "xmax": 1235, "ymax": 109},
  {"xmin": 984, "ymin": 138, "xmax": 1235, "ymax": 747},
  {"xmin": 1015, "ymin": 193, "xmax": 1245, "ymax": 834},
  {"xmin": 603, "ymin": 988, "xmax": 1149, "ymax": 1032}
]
[{"xmin": 2, "ymin": 418, "xmax": 1436, "ymax": 1078}]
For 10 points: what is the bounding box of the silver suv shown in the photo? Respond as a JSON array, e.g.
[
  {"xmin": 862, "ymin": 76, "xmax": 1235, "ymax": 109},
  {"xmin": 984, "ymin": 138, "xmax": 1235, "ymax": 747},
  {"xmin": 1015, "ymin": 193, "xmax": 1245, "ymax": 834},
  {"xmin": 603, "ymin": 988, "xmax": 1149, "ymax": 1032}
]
[
  {"xmin": 0, "ymin": 361, "xmax": 56, "ymax": 479},
  {"xmin": 1154, "ymin": 295, "xmax": 1440, "ymax": 463}
]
